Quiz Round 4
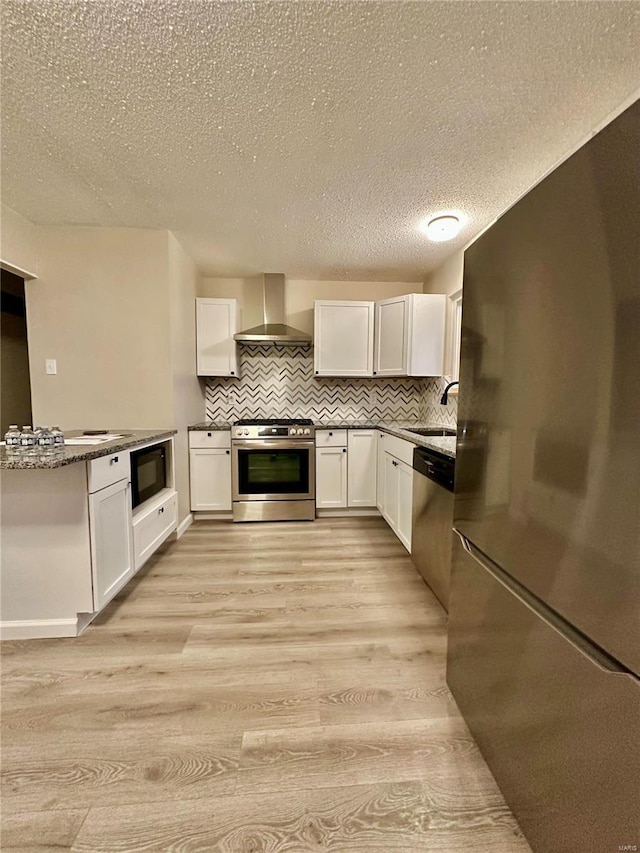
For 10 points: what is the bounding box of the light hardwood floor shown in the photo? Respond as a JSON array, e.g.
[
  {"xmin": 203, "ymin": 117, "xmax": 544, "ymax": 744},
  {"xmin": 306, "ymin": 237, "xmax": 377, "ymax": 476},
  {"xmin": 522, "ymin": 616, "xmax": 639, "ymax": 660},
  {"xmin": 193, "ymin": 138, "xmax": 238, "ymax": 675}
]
[{"xmin": 1, "ymin": 518, "xmax": 531, "ymax": 852}]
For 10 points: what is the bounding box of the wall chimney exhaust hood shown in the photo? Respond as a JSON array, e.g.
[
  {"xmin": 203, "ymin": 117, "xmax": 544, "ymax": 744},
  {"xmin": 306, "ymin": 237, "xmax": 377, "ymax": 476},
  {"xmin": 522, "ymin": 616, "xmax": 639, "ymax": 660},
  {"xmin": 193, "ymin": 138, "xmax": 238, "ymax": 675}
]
[{"xmin": 234, "ymin": 273, "xmax": 311, "ymax": 344}]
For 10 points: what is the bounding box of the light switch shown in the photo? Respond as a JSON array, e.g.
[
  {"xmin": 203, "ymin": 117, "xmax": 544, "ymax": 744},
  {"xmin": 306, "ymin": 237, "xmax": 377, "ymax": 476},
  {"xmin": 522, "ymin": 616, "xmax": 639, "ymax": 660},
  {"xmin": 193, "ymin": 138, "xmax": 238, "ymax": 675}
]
[{"xmin": 45, "ymin": 359, "xmax": 57, "ymax": 375}]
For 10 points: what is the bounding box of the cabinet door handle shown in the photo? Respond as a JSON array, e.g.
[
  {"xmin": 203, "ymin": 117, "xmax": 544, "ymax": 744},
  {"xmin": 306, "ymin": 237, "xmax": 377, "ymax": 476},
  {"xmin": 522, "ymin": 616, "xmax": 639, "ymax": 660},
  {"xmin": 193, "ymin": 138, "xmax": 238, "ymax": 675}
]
[
  {"xmin": 158, "ymin": 506, "xmax": 164, "ymax": 514},
  {"xmin": 111, "ymin": 456, "xmax": 119, "ymax": 464},
  {"xmin": 329, "ymin": 432, "xmax": 333, "ymax": 436},
  {"xmin": 226, "ymin": 450, "xmax": 230, "ymax": 455},
  {"xmin": 342, "ymin": 448, "xmax": 347, "ymax": 453},
  {"xmin": 207, "ymin": 432, "xmax": 212, "ymax": 437},
  {"xmin": 230, "ymin": 371, "xmax": 235, "ymax": 375}
]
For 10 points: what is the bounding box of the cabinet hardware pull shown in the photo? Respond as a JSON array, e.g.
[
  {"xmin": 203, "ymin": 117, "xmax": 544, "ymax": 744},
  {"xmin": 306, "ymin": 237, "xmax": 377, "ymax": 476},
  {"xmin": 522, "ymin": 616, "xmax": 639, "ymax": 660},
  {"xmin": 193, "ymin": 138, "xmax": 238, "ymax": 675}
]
[
  {"xmin": 207, "ymin": 432, "xmax": 212, "ymax": 437},
  {"xmin": 329, "ymin": 432, "xmax": 333, "ymax": 436},
  {"xmin": 111, "ymin": 456, "xmax": 119, "ymax": 464},
  {"xmin": 342, "ymin": 448, "xmax": 346, "ymax": 453},
  {"xmin": 230, "ymin": 371, "xmax": 235, "ymax": 375},
  {"xmin": 226, "ymin": 450, "xmax": 230, "ymax": 455},
  {"xmin": 158, "ymin": 507, "xmax": 164, "ymax": 514}
]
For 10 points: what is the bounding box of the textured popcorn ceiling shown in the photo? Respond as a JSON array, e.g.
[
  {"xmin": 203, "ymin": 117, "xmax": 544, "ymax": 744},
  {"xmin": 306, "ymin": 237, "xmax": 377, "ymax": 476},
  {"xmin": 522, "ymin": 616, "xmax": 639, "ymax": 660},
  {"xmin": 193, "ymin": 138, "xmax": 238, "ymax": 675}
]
[{"xmin": 2, "ymin": 1, "xmax": 639, "ymax": 280}]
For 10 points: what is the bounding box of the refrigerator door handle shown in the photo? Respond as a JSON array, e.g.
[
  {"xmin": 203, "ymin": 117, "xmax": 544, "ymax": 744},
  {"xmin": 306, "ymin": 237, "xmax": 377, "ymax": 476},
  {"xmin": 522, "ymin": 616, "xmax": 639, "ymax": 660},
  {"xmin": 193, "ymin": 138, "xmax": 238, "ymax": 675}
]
[{"xmin": 453, "ymin": 529, "xmax": 638, "ymax": 680}]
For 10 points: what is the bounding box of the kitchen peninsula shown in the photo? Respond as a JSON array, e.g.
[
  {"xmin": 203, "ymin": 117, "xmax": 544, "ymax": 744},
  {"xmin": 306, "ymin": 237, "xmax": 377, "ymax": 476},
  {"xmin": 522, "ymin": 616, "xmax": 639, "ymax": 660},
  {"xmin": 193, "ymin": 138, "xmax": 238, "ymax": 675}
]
[{"xmin": 1, "ymin": 430, "xmax": 177, "ymax": 640}]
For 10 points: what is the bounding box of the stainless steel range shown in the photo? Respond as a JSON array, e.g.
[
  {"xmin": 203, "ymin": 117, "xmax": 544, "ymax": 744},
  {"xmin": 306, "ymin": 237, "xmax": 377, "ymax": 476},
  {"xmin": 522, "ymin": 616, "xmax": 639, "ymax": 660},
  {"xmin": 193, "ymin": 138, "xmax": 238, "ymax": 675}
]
[{"xmin": 231, "ymin": 419, "xmax": 315, "ymax": 522}]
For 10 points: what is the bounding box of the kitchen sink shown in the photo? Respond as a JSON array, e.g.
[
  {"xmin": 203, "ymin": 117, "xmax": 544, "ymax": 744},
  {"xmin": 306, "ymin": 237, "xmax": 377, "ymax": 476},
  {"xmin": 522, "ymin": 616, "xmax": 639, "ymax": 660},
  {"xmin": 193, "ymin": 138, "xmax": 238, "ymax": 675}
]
[{"xmin": 405, "ymin": 427, "xmax": 456, "ymax": 437}]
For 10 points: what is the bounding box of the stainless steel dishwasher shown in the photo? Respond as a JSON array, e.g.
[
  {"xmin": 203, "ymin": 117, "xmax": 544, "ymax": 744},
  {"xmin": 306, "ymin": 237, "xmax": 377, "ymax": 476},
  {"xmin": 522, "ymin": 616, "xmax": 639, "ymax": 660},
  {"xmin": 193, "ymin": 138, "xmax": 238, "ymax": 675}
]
[{"xmin": 411, "ymin": 446, "xmax": 455, "ymax": 611}]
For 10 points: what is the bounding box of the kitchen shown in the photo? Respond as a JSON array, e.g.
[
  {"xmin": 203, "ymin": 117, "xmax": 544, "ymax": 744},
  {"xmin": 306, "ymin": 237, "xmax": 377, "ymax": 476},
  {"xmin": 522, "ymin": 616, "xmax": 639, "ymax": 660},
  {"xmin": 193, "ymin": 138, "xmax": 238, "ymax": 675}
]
[{"xmin": 1, "ymin": 2, "xmax": 639, "ymax": 851}]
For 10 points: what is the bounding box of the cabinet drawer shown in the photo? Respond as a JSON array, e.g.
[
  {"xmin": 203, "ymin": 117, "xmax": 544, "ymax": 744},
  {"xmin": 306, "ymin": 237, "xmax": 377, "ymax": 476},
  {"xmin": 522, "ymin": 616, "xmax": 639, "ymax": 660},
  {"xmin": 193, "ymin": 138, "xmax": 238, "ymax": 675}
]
[
  {"xmin": 133, "ymin": 490, "xmax": 177, "ymax": 571},
  {"xmin": 315, "ymin": 429, "xmax": 347, "ymax": 447},
  {"xmin": 88, "ymin": 451, "xmax": 130, "ymax": 494},
  {"xmin": 383, "ymin": 434, "xmax": 414, "ymax": 466},
  {"xmin": 188, "ymin": 430, "xmax": 231, "ymax": 449}
]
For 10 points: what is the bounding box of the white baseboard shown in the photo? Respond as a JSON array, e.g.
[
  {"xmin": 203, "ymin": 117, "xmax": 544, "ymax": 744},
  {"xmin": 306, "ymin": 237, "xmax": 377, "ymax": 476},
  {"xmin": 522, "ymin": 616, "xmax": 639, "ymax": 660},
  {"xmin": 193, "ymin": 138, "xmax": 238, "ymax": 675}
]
[
  {"xmin": 0, "ymin": 618, "xmax": 78, "ymax": 640},
  {"xmin": 176, "ymin": 513, "xmax": 194, "ymax": 539},
  {"xmin": 316, "ymin": 508, "xmax": 381, "ymax": 518}
]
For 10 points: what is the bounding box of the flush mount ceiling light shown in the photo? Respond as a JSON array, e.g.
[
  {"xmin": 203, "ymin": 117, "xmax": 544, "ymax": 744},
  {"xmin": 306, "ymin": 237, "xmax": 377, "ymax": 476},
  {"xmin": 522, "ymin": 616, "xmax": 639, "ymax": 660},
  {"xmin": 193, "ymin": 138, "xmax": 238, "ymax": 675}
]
[{"xmin": 419, "ymin": 214, "xmax": 462, "ymax": 242}]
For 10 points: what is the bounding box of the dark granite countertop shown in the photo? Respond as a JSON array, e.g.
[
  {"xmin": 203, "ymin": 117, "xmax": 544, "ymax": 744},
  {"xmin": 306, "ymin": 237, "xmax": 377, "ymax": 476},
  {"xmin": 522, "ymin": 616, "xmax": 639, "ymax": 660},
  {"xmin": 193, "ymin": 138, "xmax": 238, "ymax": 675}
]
[
  {"xmin": 313, "ymin": 420, "xmax": 456, "ymax": 458},
  {"xmin": 188, "ymin": 420, "xmax": 456, "ymax": 458},
  {"xmin": 0, "ymin": 429, "xmax": 177, "ymax": 470},
  {"xmin": 188, "ymin": 422, "xmax": 234, "ymax": 431}
]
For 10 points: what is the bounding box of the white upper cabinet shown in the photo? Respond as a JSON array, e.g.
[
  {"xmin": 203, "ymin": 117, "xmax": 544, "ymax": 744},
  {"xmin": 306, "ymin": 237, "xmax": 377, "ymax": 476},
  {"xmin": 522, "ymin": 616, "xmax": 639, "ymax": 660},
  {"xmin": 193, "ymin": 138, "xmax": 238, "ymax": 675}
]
[
  {"xmin": 196, "ymin": 298, "xmax": 239, "ymax": 377},
  {"xmin": 374, "ymin": 293, "xmax": 446, "ymax": 377},
  {"xmin": 314, "ymin": 301, "xmax": 374, "ymax": 377}
]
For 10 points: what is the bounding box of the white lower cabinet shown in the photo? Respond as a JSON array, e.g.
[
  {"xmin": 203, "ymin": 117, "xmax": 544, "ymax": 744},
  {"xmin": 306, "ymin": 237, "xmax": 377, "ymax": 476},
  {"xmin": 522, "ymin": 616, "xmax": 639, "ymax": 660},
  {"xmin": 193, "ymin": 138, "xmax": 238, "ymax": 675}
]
[
  {"xmin": 383, "ymin": 452, "xmax": 399, "ymax": 529},
  {"xmin": 347, "ymin": 430, "xmax": 377, "ymax": 507},
  {"xmin": 133, "ymin": 490, "xmax": 178, "ymax": 571},
  {"xmin": 376, "ymin": 431, "xmax": 386, "ymax": 512},
  {"xmin": 315, "ymin": 445, "xmax": 347, "ymax": 508},
  {"xmin": 89, "ymin": 478, "xmax": 133, "ymax": 612},
  {"xmin": 378, "ymin": 437, "xmax": 414, "ymax": 553},
  {"xmin": 396, "ymin": 459, "xmax": 413, "ymax": 551},
  {"xmin": 189, "ymin": 448, "xmax": 232, "ymax": 511},
  {"xmin": 314, "ymin": 429, "xmax": 413, "ymax": 544}
]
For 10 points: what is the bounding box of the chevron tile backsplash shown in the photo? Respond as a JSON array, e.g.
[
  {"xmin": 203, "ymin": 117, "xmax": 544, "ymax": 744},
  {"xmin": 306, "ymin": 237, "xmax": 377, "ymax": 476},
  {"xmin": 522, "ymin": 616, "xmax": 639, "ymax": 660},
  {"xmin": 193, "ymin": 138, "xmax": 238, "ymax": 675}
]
[{"xmin": 204, "ymin": 344, "xmax": 457, "ymax": 425}]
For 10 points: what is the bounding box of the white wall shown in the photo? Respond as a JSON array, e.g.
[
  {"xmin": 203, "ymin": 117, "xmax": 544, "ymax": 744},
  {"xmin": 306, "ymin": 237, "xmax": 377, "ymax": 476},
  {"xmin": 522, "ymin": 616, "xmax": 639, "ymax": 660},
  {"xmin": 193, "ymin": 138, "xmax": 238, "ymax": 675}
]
[{"xmin": 168, "ymin": 232, "xmax": 204, "ymax": 522}]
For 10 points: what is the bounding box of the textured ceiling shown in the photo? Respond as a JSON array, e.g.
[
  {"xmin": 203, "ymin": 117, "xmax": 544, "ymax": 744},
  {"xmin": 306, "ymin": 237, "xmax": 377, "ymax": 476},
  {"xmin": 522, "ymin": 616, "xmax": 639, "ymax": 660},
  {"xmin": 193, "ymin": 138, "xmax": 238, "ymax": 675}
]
[{"xmin": 2, "ymin": 1, "xmax": 639, "ymax": 281}]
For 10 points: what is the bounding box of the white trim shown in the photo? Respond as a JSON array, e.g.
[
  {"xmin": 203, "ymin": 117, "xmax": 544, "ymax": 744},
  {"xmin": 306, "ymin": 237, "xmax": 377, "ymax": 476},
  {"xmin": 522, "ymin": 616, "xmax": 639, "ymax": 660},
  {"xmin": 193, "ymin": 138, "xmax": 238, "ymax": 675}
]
[
  {"xmin": 0, "ymin": 258, "xmax": 38, "ymax": 280},
  {"xmin": 0, "ymin": 618, "xmax": 78, "ymax": 640},
  {"xmin": 316, "ymin": 508, "xmax": 381, "ymax": 518},
  {"xmin": 448, "ymin": 288, "xmax": 463, "ymax": 382},
  {"xmin": 176, "ymin": 513, "xmax": 193, "ymax": 539}
]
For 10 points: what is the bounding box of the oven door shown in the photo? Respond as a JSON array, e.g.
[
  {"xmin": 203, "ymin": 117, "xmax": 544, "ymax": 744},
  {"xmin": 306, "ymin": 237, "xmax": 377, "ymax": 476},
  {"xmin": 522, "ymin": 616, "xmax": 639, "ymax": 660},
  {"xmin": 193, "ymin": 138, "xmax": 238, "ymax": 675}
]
[{"xmin": 232, "ymin": 440, "xmax": 315, "ymax": 501}]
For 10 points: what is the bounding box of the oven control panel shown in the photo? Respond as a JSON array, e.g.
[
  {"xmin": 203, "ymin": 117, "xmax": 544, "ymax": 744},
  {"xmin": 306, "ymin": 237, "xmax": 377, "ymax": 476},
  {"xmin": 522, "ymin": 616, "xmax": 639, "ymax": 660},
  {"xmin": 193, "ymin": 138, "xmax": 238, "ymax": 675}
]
[{"xmin": 233, "ymin": 426, "xmax": 315, "ymax": 439}]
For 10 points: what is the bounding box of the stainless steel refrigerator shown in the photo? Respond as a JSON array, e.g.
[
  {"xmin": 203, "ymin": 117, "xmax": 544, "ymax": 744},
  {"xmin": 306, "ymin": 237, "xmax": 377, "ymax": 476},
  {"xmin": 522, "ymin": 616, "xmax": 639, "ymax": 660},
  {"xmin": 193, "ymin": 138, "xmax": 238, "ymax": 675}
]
[{"xmin": 447, "ymin": 100, "xmax": 639, "ymax": 853}]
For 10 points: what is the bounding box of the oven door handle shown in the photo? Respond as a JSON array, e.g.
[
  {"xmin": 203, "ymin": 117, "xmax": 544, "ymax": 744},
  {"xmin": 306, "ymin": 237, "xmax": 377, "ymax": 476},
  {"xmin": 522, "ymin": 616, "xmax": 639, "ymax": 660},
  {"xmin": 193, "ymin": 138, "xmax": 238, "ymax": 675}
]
[{"xmin": 232, "ymin": 440, "xmax": 316, "ymax": 450}]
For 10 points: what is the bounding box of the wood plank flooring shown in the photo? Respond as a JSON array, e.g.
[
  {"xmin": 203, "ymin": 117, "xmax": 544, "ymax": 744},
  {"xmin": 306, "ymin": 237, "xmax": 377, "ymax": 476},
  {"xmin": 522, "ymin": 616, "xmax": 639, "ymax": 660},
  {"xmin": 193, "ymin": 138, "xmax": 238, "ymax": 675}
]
[{"xmin": 1, "ymin": 518, "xmax": 531, "ymax": 852}]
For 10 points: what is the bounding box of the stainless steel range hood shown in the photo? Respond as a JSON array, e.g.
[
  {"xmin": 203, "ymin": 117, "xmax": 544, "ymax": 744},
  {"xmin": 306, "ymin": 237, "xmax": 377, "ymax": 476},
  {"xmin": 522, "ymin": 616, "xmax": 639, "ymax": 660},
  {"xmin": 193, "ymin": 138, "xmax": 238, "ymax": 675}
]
[{"xmin": 234, "ymin": 274, "xmax": 311, "ymax": 344}]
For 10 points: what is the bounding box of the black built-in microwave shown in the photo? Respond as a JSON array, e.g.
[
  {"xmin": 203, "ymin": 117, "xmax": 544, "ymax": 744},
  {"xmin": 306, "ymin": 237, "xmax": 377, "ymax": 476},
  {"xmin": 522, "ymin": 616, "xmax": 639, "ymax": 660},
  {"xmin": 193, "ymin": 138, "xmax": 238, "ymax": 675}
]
[{"xmin": 131, "ymin": 444, "xmax": 167, "ymax": 508}]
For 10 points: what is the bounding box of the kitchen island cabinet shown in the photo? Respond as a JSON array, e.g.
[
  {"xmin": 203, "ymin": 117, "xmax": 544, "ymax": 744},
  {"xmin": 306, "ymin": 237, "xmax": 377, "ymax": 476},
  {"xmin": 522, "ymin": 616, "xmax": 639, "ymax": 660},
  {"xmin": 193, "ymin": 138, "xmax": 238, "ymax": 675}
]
[
  {"xmin": 89, "ymin": 476, "xmax": 134, "ymax": 611},
  {"xmin": 0, "ymin": 430, "xmax": 177, "ymax": 639}
]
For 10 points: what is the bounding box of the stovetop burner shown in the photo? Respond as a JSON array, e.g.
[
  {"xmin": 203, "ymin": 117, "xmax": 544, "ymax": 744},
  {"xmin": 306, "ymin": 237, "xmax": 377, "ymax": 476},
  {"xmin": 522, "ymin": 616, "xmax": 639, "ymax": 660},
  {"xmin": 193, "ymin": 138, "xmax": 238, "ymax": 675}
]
[{"xmin": 233, "ymin": 418, "xmax": 314, "ymax": 426}]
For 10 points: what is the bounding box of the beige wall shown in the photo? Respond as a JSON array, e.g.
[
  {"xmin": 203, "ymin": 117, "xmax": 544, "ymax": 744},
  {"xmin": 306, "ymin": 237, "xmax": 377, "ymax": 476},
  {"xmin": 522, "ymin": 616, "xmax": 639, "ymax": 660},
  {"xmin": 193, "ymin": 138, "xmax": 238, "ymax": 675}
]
[
  {"xmin": 26, "ymin": 226, "xmax": 173, "ymax": 430},
  {"xmin": 199, "ymin": 277, "xmax": 422, "ymax": 335},
  {"xmin": 0, "ymin": 210, "xmax": 201, "ymax": 527},
  {"xmin": 423, "ymin": 251, "xmax": 464, "ymax": 298},
  {"xmin": 0, "ymin": 204, "xmax": 39, "ymax": 277},
  {"xmin": 168, "ymin": 233, "xmax": 204, "ymax": 522}
]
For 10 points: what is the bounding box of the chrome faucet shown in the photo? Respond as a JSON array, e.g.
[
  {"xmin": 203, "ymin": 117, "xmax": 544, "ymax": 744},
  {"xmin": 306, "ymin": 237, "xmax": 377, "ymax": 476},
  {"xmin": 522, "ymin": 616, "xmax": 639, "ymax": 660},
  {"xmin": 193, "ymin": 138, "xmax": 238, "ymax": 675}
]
[{"xmin": 440, "ymin": 381, "xmax": 459, "ymax": 405}]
